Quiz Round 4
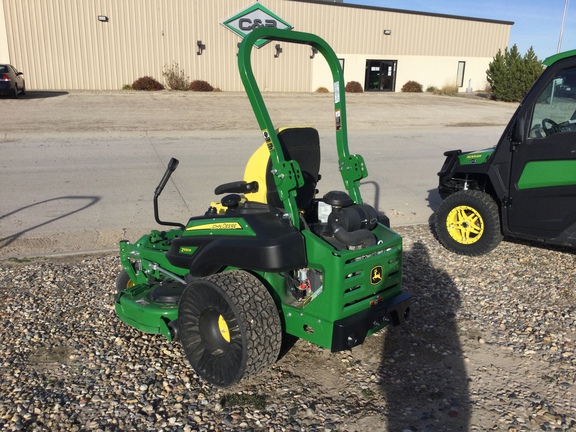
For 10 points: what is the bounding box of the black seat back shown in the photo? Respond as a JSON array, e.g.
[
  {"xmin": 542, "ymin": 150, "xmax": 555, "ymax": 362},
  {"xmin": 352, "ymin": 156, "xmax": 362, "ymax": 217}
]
[{"xmin": 265, "ymin": 127, "xmax": 320, "ymax": 210}]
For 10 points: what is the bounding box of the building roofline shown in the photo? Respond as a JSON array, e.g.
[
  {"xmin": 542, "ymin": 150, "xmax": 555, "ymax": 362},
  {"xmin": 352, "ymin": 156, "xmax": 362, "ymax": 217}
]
[{"xmin": 287, "ymin": 0, "xmax": 515, "ymax": 26}]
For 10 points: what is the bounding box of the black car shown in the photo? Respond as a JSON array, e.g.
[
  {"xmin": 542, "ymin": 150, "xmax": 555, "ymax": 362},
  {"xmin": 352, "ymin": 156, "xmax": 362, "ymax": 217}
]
[{"xmin": 0, "ymin": 64, "xmax": 26, "ymax": 97}]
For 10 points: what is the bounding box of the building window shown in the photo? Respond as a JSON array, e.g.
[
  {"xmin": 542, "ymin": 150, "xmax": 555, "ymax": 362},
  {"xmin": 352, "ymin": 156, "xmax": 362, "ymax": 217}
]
[{"xmin": 457, "ymin": 61, "xmax": 466, "ymax": 87}]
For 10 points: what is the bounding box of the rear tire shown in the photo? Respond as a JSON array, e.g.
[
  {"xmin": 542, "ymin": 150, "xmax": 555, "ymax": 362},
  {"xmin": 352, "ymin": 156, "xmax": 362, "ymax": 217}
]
[
  {"xmin": 434, "ymin": 190, "xmax": 503, "ymax": 256},
  {"xmin": 178, "ymin": 270, "xmax": 282, "ymax": 387},
  {"xmin": 12, "ymin": 85, "xmax": 18, "ymax": 99}
]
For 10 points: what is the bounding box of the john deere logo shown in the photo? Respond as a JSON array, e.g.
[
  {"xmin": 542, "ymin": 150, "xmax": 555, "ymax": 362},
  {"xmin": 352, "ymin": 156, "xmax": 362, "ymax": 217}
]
[
  {"xmin": 370, "ymin": 266, "xmax": 383, "ymax": 285},
  {"xmin": 221, "ymin": 3, "xmax": 293, "ymax": 48}
]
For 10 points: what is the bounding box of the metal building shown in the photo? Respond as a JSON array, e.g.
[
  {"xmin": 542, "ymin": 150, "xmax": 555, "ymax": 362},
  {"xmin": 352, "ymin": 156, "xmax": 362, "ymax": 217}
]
[{"xmin": 0, "ymin": 0, "xmax": 512, "ymax": 92}]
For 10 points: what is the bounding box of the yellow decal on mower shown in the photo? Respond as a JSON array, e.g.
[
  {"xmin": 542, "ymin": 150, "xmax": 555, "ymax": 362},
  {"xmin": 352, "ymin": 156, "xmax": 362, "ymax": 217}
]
[{"xmin": 186, "ymin": 222, "xmax": 243, "ymax": 231}]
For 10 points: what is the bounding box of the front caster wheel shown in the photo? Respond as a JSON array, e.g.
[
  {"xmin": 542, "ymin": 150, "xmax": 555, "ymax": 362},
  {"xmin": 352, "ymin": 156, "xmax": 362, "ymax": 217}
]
[
  {"xmin": 434, "ymin": 190, "xmax": 503, "ymax": 256},
  {"xmin": 115, "ymin": 269, "xmax": 134, "ymax": 293},
  {"xmin": 178, "ymin": 270, "xmax": 282, "ymax": 387}
]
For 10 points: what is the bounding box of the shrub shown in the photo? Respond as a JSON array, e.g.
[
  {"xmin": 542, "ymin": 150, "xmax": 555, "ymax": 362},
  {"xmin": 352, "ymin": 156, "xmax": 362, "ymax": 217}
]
[
  {"xmin": 345, "ymin": 81, "xmax": 363, "ymax": 93},
  {"xmin": 190, "ymin": 80, "xmax": 214, "ymax": 92},
  {"xmin": 163, "ymin": 61, "xmax": 190, "ymax": 90},
  {"xmin": 439, "ymin": 84, "xmax": 459, "ymax": 96},
  {"xmin": 121, "ymin": 84, "xmax": 132, "ymax": 90},
  {"xmin": 401, "ymin": 80, "xmax": 423, "ymax": 92},
  {"xmin": 486, "ymin": 45, "xmax": 544, "ymax": 102},
  {"xmin": 212, "ymin": 87, "xmax": 222, "ymax": 92},
  {"xmin": 132, "ymin": 76, "xmax": 164, "ymax": 91},
  {"xmin": 315, "ymin": 86, "xmax": 329, "ymax": 93},
  {"xmin": 427, "ymin": 84, "xmax": 459, "ymax": 96}
]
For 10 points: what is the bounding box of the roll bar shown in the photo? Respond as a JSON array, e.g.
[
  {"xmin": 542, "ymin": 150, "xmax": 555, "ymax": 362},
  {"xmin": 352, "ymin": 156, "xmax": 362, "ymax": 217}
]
[{"xmin": 237, "ymin": 28, "xmax": 367, "ymax": 228}]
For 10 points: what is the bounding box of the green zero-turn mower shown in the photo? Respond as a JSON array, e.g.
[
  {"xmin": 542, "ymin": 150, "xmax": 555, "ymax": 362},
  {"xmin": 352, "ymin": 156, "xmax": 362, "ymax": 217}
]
[{"xmin": 115, "ymin": 27, "xmax": 411, "ymax": 387}]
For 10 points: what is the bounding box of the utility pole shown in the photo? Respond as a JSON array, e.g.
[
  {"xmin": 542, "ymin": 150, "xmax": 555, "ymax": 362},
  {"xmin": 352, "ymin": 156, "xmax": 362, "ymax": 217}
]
[{"xmin": 558, "ymin": 0, "xmax": 569, "ymax": 53}]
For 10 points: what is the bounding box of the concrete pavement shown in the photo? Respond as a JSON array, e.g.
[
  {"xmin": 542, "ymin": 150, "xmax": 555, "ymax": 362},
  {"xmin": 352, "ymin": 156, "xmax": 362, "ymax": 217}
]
[{"xmin": 0, "ymin": 91, "xmax": 517, "ymax": 258}]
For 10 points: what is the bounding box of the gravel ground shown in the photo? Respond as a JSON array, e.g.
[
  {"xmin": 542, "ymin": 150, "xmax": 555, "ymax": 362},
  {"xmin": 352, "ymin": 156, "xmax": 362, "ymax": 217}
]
[{"xmin": 0, "ymin": 225, "xmax": 574, "ymax": 431}]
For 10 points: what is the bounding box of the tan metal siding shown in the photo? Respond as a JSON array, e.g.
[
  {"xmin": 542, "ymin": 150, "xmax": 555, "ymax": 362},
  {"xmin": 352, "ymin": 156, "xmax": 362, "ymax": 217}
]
[
  {"xmin": 292, "ymin": 5, "xmax": 510, "ymax": 57},
  {"xmin": 2, "ymin": 0, "xmax": 510, "ymax": 91}
]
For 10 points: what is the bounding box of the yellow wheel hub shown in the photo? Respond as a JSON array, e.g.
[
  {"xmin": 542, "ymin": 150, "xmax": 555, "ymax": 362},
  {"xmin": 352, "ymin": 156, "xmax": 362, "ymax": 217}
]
[
  {"xmin": 446, "ymin": 205, "xmax": 484, "ymax": 244},
  {"xmin": 218, "ymin": 315, "xmax": 230, "ymax": 343}
]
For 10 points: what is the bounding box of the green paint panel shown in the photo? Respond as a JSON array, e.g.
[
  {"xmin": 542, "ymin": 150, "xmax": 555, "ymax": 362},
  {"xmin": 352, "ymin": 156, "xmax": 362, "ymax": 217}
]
[
  {"xmin": 115, "ymin": 283, "xmax": 178, "ymax": 340},
  {"xmin": 457, "ymin": 148, "xmax": 494, "ymax": 166},
  {"xmin": 518, "ymin": 160, "xmax": 576, "ymax": 190},
  {"xmin": 276, "ymin": 226, "xmax": 402, "ymax": 349},
  {"xmin": 543, "ymin": 49, "xmax": 576, "ymax": 66}
]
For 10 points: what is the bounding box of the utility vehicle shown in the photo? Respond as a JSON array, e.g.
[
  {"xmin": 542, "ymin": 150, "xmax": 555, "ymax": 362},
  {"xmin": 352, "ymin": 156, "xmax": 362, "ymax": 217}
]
[
  {"xmin": 435, "ymin": 50, "xmax": 576, "ymax": 256},
  {"xmin": 114, "ymin": 28, "xmax": 411, "ymax": 387}
]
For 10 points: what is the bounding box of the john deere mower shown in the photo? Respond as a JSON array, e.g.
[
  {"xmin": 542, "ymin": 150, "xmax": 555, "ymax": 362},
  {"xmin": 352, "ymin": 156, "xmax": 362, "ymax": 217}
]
[{"xmin": 115, "ymin": 27, "xmax": 411, "ymax": 387}]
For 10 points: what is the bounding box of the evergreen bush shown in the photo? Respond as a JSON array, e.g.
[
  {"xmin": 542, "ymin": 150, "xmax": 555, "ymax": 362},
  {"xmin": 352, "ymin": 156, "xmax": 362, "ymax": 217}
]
[{"xmin": 486, "ymin": 45, "xmax": 544, "ymax": 102}]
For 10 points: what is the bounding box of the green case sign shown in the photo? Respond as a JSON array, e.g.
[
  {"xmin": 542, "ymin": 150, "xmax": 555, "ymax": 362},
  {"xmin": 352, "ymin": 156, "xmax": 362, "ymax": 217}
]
[{"xmin": 221, "ymin": 3, "xmax": 293, "ymax": 48}]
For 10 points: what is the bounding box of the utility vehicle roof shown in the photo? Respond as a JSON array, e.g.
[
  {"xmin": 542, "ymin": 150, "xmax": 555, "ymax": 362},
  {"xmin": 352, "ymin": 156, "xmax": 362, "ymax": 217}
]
[{"xmin": 543, "ymin": 49, "xmax": 576, "ymax": 66}]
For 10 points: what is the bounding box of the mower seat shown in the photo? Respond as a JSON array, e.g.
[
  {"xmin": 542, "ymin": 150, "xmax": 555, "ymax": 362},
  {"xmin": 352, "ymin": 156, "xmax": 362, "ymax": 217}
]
[{"xmin": 243, "ymin": 126, "xmax": 321, "ymax": 211}]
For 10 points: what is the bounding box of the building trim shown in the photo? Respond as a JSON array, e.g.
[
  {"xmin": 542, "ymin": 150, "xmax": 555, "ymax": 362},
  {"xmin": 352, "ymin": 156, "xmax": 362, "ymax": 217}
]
[{"xmin": 289, "ymin": 0, "xmax": 515, "ymax": 26}]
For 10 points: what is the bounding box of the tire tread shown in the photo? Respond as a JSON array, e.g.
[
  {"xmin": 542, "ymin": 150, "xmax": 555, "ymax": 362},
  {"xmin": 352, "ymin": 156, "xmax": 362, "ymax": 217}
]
[
  {"xmin": 434, "ymin": 190, "xmax": 503, "ymax": 256},
  {"xmin": 179, "ymin": 270, "xmax": 282, "ymax": 386}
]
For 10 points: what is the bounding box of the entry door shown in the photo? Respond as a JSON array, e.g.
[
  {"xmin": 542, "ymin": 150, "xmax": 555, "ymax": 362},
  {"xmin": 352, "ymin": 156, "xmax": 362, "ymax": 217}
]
[
  {"xmin": 365, "ymin": 60, "xmax": 397, "ymax": 92},
  {"xmin": 507, "ymin": 63, "xmax": 576, "ymax": 240}
]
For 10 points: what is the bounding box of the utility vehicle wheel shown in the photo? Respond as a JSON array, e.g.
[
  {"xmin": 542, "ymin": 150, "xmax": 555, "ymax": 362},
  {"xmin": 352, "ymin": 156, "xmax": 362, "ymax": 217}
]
[
  {"xmin": 178, "ymin": 270, "xmax": 282, "ymax": 387},
  {"xmin": 434, "ymin": 190, "xmax": 503, "ymax": 256},
  {"xmin": 115, "ymin": 269, "xmax": 134, "ymax": 294}
]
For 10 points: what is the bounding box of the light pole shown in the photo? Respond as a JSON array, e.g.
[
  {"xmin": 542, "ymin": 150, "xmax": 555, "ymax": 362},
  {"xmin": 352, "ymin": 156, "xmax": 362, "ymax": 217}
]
[{"xmin": 558, "ymin": 0, "xmax": 569, "ymax": 53}]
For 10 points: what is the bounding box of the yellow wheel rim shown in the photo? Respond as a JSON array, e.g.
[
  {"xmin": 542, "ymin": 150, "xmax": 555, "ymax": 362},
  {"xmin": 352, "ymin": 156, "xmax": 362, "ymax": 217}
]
[
  {"xmin": 446, "ymin": 205, "xmax": 484, "ymax": 244},
  {"xmin": 218, "ymin": 315, "xmax": 230, "ymax": 343}
]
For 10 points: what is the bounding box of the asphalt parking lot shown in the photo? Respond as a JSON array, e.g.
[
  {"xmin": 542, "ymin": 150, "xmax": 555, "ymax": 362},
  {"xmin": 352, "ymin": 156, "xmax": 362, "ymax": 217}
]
[{"xmin": 0, "ymin": 90, "xmax": 517, "ymax": 259}]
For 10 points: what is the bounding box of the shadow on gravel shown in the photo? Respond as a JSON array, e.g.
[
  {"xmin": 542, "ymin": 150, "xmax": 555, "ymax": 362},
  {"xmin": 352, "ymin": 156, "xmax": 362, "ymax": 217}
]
[
  {"xmin": 379, "ymin": 241, "xmax": 470, "ymax": 432},
  {"xmin": 8, "ymin": 90, "xmax": 69, "ymax": 99},
  {"xmin": 0, "ymin": 196, "xmax": 100, "ymax": 249}
]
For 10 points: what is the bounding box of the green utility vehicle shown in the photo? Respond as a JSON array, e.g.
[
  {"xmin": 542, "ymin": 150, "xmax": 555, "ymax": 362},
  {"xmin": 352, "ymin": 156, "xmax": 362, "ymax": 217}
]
[
  {"xmin": 435, "ymin": 50, "xmax": 576, "ymax": 256},
  {"xmin": 114, "ymin": 28, "xmax": 410, "ymax": 387}
]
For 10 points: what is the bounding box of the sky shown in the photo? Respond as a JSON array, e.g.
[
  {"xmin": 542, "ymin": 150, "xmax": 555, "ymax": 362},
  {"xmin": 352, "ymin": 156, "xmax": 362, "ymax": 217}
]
[{"xmin": 345, "ymin": 0, "xmax": 576, "ymax": 61}]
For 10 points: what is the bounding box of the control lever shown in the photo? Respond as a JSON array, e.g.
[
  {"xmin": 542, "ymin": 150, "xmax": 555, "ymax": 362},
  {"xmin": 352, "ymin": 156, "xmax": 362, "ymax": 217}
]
[{"xmin": 154, "ymin": 158, "xmax": 185, "ymax": 229}]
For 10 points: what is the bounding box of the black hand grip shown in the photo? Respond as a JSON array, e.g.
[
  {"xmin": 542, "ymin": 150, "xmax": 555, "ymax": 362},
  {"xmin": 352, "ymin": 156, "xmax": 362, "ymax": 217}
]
[
  {"xmin": 155, "ymin": 158, "xmax": 179, "ymax": 197},
  {"xmin": 168, "ymin": 157, "xmax": 179, "ymax": 171}
]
